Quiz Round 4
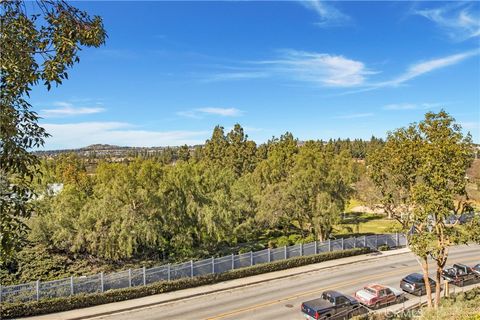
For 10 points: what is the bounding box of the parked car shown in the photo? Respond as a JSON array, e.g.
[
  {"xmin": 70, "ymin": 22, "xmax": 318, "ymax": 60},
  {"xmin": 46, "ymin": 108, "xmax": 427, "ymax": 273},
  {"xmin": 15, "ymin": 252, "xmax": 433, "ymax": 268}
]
[
  {"xmin": 442, "ymin": 263, "xmax": 478, "ymax": 286},
  {"xmin": 444, "ymin": 213, "xmax": 474, "ymax": 225},
  {"xmin": 472, "ymin": 264, "xmax": 480, "ymax": 276},
  {"xmin": 400, "ymin": 273, "xmax": 436, "ymax": 296},
  {"xmin": 354, "ymin": 284, "xmax": 404, "ymax": 309},
  {"xmin": 301, "ymin": 290, "xmax": 360, "ymax": 319}
]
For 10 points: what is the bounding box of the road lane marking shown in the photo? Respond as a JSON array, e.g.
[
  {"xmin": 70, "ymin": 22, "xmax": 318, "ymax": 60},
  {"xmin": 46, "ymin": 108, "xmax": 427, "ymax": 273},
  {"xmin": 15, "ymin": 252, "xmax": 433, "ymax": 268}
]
[{"xmin": 204, "ymin": 256, "xmax": 479, "ymax": 320}]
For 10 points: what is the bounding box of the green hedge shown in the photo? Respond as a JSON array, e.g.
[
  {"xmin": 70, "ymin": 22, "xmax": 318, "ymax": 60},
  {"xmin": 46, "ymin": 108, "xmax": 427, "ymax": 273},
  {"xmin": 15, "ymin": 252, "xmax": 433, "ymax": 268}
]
[{"xmin": 1, "ymin": 247, "xmax": 370, "ymax": 319}]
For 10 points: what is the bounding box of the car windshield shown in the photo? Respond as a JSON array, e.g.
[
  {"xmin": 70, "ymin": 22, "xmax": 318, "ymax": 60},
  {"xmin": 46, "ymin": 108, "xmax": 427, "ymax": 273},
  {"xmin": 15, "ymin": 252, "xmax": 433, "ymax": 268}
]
[
  {"xmin": 364, "ymin": 287, "xmax": 376, "ymax": 295},
  {"xmin": 446, "ymin": 268, "xmax": 456, "ymax": 274},
  {"xmin": 406, "ymin": 274, "xmax": 424, "ymax": 283}
]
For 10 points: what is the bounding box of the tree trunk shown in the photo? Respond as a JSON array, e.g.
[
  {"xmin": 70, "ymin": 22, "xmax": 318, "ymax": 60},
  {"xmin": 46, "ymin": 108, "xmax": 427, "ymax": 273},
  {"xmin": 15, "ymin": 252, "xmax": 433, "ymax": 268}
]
[
  {"xmin": 434, "ymin": 266, "xmax": 442, "ymax": 308},
  {"xmin": 421, "ymin": 256, "xmax": 433, "ymax": 308}
]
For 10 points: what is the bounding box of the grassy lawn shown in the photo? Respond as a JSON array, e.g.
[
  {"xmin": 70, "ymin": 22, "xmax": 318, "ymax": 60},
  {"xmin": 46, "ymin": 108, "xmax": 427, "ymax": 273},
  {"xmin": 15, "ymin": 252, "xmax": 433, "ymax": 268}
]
[
  {"xmin": 335, "ymin": 212, "xmax": 401, "ymax": 236},
  {"xmin": 346, "ymin": 198, "xmax": 365, "ymax": 212}
]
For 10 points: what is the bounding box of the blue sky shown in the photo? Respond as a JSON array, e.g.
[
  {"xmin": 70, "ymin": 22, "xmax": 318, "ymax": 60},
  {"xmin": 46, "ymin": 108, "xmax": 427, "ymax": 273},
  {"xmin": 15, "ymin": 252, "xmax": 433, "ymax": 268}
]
[{"xmin": 30, "ymin": 1, "xmax": 480, "ymax": 149}]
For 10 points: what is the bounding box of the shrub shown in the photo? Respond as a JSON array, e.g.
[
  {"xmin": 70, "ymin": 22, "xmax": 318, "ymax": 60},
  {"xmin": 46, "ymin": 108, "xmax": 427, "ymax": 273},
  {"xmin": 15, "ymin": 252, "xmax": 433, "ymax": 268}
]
[
  {"xmin": 378, "ymin": 244, "xmax": 390, "ymax": 251},
  {"xmin": 302, "ymin": 234, "xmax": 315, "ymax": 244},
  {"xmin": 288, "ymin": 234, "xmax": 302, "ymax": 244},
  {"xmin": 1, "ymin": 247, "xmax": 370, "ymax": 319},
  {"xmin": 267, "ymin": 239, "xmax": 277, "ymax": 248},
  {"xmin": 275, "ymin": 235, "xmax": 290, "ymax": 247}
]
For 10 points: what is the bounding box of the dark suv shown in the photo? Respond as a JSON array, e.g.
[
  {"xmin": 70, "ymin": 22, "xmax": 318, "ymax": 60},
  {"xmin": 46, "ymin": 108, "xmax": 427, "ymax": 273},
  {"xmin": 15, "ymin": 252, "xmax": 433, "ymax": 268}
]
[{"xmin": 400, "ymin": 273, "xmax": 436, "ymax": 296}]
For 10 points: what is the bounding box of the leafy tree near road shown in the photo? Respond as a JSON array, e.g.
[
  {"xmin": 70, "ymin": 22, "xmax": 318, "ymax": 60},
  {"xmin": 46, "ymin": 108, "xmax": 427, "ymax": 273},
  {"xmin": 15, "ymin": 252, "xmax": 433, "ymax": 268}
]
[
  {"xmin": 0, "ymin": 0, "xmax": 106, "ymax": 262},
  {"xmin": 257, "ymin": 140, "xmax": 356, "ymax": 241},
  {"xmin": 369, "ymin": 110, "xmax": 475, "ymax": 308}
]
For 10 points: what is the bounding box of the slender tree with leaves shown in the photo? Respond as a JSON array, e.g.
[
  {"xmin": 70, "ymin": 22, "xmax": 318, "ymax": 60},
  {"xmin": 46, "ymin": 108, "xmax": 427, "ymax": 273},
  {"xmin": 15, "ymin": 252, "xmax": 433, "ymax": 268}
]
[
  {"xmin": 369, "ymin": 110, "xmax": 475, "ymax": 308},
  {"xmin": 0, "ymin": 0, "xmax": 106, "ymax": 262}
]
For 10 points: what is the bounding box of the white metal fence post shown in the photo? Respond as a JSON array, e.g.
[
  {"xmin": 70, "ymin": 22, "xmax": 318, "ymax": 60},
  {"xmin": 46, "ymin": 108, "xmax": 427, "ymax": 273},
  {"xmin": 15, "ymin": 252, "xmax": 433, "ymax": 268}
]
[
  {"xmin": 190, "ymin": 260, "xmax": 194, "ymax": 278},
  {"xmin": 364, "ymin": 235, "xmax": 367, "ymax": 247},
  {"xmin": 70, "ymin": 276, "xmax": 74, "ymax": 295},
  {"xmin": 231, "ymin": 253, "xmax": 235, "ymax": 270},
  {"xmin": 375, "ymin": 234, "xmax": 378, "ymax": 249},
  {"xmin": 300, "ymin": 243, "xmax": 303, "ymax": 256},
  {"xmin": 328, "ymin": 239, "xmax": 331, "ymax": 252},
  {"xmin": 250, "ymin": 251, "xmax": 253, "ymax": 266},
  {"xmin": 284, "ymin": 245, "xmax": 287, "ymax": 259},
  {"xmin": 354, "ymin": 236, "xmax": 357, "ymax": 249},
  {"xmin": 143, "ymin": 266, "xmax": 146, "ymax": 286},
  {"xmin": 100, "ymin": 272, "xmax": 104, "ymax": 292},
  {"xmin": 128, "ymin": 269, "xmax": 132, "ymax": 287},
  {"xmin": 396, "ymin": 233, "xmax": 399, "ymax": 247},
  {"xmin": 268, "ymin": 248, "xmax": 271, "ymax": 262},
  {"xmin": 314, "ymin": 241, "xmax": 318, "ymax": 254},
  {"xmin": 167, "ymin": 264, "xmax": 171, "ymax": 281},
  {"xmin": 36, "ymin": 280, "xmax": 40, "ymax": 301},
  {"xmin": 341, "ymin": 238, "xmax": 344, "ymax": 250},
  {"xmin": 212, "ymin": 257, "xmax": 215, "ymax": 274}
]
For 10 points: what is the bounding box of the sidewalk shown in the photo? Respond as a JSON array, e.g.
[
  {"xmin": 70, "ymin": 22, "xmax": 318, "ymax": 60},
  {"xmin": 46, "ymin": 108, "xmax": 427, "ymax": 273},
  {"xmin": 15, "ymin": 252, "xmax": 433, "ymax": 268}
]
[{"xmin": 22, "ymin": 248, "xmax": 411, "ymax": 320}]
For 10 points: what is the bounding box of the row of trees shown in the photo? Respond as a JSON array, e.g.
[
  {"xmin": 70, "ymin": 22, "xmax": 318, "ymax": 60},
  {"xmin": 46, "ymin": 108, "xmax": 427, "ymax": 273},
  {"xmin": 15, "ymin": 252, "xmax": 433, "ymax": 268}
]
[{"xmin": 29, "ymin": 125, "xmax": 362, "ymax": 261}]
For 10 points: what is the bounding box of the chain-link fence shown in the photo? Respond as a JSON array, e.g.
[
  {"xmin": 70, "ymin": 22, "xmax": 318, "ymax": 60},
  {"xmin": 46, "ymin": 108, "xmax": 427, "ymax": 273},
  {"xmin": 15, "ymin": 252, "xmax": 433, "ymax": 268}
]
[{"xmin": 0, "ymin": 233, "xmax": 406, "ymax": 304}]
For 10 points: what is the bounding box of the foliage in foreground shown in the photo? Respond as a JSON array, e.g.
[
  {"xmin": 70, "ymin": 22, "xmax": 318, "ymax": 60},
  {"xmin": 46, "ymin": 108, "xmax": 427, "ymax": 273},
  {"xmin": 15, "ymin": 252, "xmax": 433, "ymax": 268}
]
[
  {"xmin": 368, "ymin": 110, "xmax": 477, "ymax": 307},
  {"xmin": 0, "ymin": 248, "xmax": 370, "ymax": 319},
  {"xmin": 0, "ymin": 0, "xmax": 106, "ymax": 263}
]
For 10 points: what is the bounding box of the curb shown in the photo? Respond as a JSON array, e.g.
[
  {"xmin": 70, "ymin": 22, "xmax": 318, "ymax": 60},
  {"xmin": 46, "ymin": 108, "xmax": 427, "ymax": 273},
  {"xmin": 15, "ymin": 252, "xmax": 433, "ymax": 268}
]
[{"xmin": 33, "ymin": 248, "xmax": 411, "ymax": 320}]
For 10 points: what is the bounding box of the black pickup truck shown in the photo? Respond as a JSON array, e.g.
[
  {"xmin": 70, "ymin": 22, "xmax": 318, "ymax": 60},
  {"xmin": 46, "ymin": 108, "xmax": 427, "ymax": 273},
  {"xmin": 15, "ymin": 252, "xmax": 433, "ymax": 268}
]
[
  {"xmin": 442, "ymin": 263, "xmax": 478, "ymax": 286},
  {"xmin": 301, "ymin": 290, "xmax": 361, "ymax": 320}
]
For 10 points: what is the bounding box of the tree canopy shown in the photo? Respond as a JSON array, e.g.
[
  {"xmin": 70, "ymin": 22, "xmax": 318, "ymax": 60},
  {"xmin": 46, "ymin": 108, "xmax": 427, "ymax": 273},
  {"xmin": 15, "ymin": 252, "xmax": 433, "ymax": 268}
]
[
  {"xmin": 0, "ymin": 0, "xmax": 106, "ymax": 262},
  {"xmin": 368, "ymin": 110, "xmax": 477, "ymax": 308}
]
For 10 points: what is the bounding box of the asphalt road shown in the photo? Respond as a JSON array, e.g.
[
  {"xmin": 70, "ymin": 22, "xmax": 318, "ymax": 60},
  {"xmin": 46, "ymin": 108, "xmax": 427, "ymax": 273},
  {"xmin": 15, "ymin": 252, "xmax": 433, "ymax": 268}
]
[{"xmin": 93, "ymin": 245, "xmax": 480, "ymax": 320}]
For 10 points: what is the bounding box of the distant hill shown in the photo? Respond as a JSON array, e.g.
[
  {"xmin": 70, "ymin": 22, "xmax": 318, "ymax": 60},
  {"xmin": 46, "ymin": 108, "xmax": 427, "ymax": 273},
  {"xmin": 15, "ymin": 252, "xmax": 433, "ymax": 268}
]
[{"xmin": 33, "ymin": 144, "xmax": 199, "ymax": 160}]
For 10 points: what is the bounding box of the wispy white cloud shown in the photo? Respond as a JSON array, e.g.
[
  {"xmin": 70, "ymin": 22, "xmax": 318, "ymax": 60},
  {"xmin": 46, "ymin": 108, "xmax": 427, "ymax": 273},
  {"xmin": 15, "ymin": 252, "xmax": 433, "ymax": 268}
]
[
  {"xmin": 415, "ymin": 3, "xmax": 480, "ymax": 41},
  {"xmin": 204, "ymin": 49, "xmax": 477, "ymax": 94},
  {"xmin": 340, "ymin": 50, "xmax": 479, "ymax": 95},
  {"xmin": 176, "ymin": 110, "xmax": 202, "ymax": 119},
  {"xmin": 300, "ymin": 0, "xmax": 351, "ymax": 27},
  {"xmin": 41, "ymin": 122, "xmax": 208, "ymax": 149},
  {"xmin": 197, "ymin": 107, "xmax": 242, "ymax": 117},
  {"xmin": 383, "ymin": 102, "xmax": 444, "ymax": 111},
  {"xmin": 177, "ymin": 107, "xmax": 243, "ymax": 119},
  {"xmin": 41, "ymin": 102, "xmax": 105, "ymax": 118},
  {"xmin": 380, "ymin": 50, "xmax": 479, "ymax": 87},
  {"xmin": 333, "ymin": 113, "xmax": 374, "ymax": 119},
  {"xmin": 260, "ymin": 50, "xmax": 374, "ymax": 87}
]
